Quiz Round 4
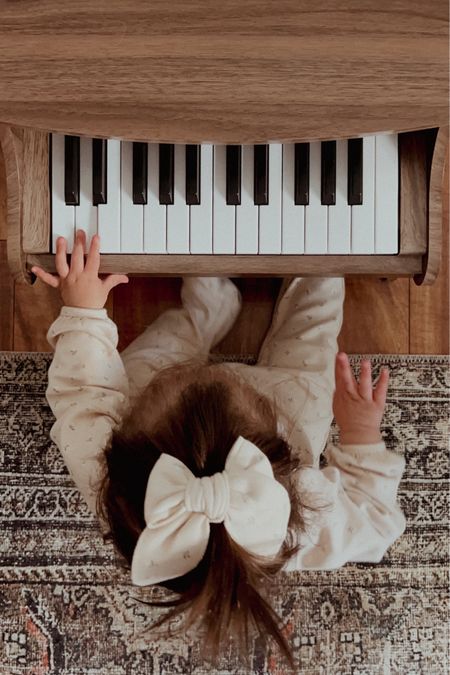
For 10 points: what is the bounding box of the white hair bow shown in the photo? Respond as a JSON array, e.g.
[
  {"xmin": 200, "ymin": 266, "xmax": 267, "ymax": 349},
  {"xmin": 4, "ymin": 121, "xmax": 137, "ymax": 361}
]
[{"xmin": 131, "ymin": 436, "xmax": 291, "ymax": 586}]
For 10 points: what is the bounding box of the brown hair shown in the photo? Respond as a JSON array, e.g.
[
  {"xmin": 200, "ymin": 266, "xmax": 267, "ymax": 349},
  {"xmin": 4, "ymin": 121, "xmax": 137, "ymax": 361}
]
[{"xmin": 96, "ymin": 361, "xmax": 312, "ymax": 671}]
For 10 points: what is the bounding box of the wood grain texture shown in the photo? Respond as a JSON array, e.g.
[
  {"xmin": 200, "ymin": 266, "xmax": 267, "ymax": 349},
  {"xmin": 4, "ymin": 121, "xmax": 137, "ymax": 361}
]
[
  {"xmin": 25, "ymin": 252, "xmax": 425, "ymax": 278},
  {"xmin": 410, "ymin": 145, "xmax": 449, "ymax": 353},
  {"xmin": 0, "ymin": 0, "xmax": 447, "ymax": 143},
  {"xmin": 0, "ymin": 144, "xmax": 6, "ymax": 241},
  {"xmin": 0, "ymin": 240, "xmax": 14, "ymax": 350},
  {"xmin": 413, "ymin": 126, "xmax": 449, "ymax": 286},
  {"xmin": 399, "ymin": 132, "xmax": 428, "ymax": 255},
  {"xmin": 0, "ymin": 125, "xmax": 28, "ymax": 284},
  {"xmin": 338, "ymin": 277, "xmax": 410, "ymax": 354},
  {"xmin": 9, "ymin": 126, "xmax": 440, "ymax": 284},
  {"xmin": 114, "ymin": 277, "xmax": 182, "ymax": 353},
  {"xmin": 22, "ymin": 129, "xmax": 50, "ymax": 254},
  {"xmin": 13, "ymin": 276, "xmax": 63, "ymax": 351},
  {"xmin": 0, "ymin": 124, "xmax": 51, "ymax": 285}
]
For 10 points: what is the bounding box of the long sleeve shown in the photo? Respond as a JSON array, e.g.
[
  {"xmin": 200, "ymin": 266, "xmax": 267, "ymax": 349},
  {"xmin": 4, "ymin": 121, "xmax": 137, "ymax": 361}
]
[
  {"xmin": 45, "ymin": 306, "xmax": 130, "ymax": 517},
  {"xmin": 283, "ymin": 441, "xmax": 406, "ymax": 571},
  {"xmin": 120, "ymin": 277, "xmax": 242, "ymax": 405},
  {"xmin": 226, "ymin": 278, "xmax": 344, "ymax": 466}
]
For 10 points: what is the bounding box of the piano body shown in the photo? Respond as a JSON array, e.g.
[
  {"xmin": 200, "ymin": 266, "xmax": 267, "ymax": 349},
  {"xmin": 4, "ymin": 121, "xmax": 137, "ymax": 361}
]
[{"xmin": 0, "ymin": 0, "xmax": 448, "ymax": 286}]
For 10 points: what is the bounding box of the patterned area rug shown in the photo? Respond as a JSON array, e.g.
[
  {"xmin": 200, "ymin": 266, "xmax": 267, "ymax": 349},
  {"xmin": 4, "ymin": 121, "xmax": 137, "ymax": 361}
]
[{"xmin": 0, "ymin": 352, "xmax": 448, "ymax": 675}]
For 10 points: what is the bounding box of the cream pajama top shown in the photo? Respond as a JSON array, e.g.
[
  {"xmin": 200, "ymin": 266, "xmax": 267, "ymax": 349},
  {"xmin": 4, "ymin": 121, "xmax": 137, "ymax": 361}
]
[{"xmin": 45, "ymin": 277, "xmax": 406, "ymax": 572}]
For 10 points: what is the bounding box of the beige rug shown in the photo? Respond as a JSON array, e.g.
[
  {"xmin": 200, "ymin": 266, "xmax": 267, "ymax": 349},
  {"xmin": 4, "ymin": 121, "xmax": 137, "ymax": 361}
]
[{"xmin": 0, "ymin": 352, "xmax": 448, "ymax": 674}]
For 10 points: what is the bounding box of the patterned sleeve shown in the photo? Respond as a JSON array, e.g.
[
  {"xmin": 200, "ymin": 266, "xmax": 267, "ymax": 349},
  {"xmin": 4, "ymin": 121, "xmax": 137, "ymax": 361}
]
[
  {"xmin": 284, "ymin": 441, "xmax": 406, "ymax": 570},
  {"xmin": 45, "ymin": 306, "xmax": 130, "ymax": 517}
]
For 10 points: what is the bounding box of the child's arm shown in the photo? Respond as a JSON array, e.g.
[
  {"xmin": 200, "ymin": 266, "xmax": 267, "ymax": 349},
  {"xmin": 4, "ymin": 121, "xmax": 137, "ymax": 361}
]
[
  {"xmin": 285, "ymin": 441, "xmax": 406, "ymax": 570},
  {"xmin": 285, "ymin": 352, "xmax": 406, "ymax": 570},
  {"xmin": 45, "ymin": 306, "xmax": 130, "ymax": 517},
  {"xmin": 33, "ymin": 229, "xmax": 130, "ymax": 517}
]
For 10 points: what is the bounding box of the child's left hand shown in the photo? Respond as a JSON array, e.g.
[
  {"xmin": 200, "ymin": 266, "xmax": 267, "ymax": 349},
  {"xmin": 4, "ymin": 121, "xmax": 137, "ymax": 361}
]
[{"xmin": 31, "ymin": 229, "xmax": 129, "ymax": 309}]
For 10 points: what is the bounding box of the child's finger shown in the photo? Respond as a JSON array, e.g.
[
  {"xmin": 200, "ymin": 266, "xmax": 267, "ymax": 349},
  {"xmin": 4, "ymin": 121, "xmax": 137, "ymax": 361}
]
[
  {"xmin": 84, "ymin": 234, "xmax": 101, "ymax": 275},
  {"xmin": 30, "ymin": 266, "xmax": 60, "ymax": 288},
  {"xmin": 358, "ymin": 359, "xmax": 373, "ymax": 400},
  {"xmin": 70, "ymin": 229, "xmax": 87, "ymax": 275},
  {"xmin": 373, "ymin": 366, "xmax": 390, "ymax": 406},
  {"xmin": 335, "ymin": 352, "xmax": 358, "ymax": 398},
  {"xmin": 55, "ymin": 237, "xmax": 70, "ymax": 278},
  {"xmin": 102, "ymin": 274, "xmax": 129, "ymax": 294}
]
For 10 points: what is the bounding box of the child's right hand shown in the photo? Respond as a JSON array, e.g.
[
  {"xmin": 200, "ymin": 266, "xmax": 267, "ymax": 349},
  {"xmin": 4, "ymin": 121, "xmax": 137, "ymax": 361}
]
[
  {"xmin": 333, "ymin": 352, "xmax": 389, "ymax": 445},
  {"xmin": 31, "ymin": 229, "xmax": 128, "ymax": 310}
]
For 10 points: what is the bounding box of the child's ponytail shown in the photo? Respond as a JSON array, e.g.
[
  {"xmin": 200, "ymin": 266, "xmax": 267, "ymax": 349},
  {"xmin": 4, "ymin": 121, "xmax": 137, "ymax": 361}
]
[{"xmin": 97, "ymin": 362, "xmax": 309, "ymax": 671}]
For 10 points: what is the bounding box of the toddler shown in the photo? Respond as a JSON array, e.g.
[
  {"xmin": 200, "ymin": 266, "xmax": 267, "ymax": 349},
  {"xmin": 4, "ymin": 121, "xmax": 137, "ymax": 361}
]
[{"xmin": 33, "ymin": 229, "xmax": 406, "ymax": 671}]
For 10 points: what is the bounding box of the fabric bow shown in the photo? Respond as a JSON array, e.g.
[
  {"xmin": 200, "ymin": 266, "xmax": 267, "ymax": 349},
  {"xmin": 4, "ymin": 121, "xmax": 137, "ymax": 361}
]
[{"xmin": 131, "ymin": 435, "xmax": 291, "ymax": 585}]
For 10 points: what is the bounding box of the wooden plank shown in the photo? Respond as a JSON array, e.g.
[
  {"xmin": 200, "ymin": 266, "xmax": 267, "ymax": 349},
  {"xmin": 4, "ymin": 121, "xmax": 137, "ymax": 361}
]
[
  {"xmin": 22, "ymin": 128, "xmax": 50, "ymax": 253},
  {"xmin": 0, "ymin": 241, "xmax": 14, "ymax": 350},
  {"xmin": 398, "ymin": 131, "xmax": 428, "ymax": 254},
  {"xmin": 0, "ymin": 125, "xmax": 30, "ymax": 284},
  {"xmin": 410, "ymin": 148, "xmax": 449, "ymax": 353},
  {"xmin": 114, "ymin": 277, "xmax": 182, "ymax": 353},
  {"xmin": 338, "ymin": 277, "xmax": 410, "ymax": 354},
  {"xmin": 0, "ymin": 142, "xmax": 6, "ymax": 241},
  {"xmin": 13, "ymin": 276, "xmax": 62, "ymax": 351},
  {"xmin": 26, "ymin": 252, "xmax": 425, "ymax": 278},
  {"xmin": 0, "ymin": 0, "xmax": 447, "ymax": 143}
]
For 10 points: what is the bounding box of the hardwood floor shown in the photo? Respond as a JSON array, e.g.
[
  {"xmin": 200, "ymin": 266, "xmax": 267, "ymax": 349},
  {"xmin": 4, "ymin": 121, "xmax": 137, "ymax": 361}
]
[{"xmin": 0, "ymin": 152, "xmax": 448, "ymax": 356}]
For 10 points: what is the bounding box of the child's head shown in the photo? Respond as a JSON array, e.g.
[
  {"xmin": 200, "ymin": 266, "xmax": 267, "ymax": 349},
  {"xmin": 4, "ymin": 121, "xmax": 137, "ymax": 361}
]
[{"xmin": 97, "ymin": 361, "xmax": 308, "ymax": 671}]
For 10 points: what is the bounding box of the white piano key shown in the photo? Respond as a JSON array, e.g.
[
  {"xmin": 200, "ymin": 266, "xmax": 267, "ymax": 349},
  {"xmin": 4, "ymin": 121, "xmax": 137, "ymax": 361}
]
[
  {"xmin": 51, "ymin": 134, "xmax": 400, "ymax": 260},
  {"xmin": 167, "ymin": 144, "xmax": 190, "ymax": 253},
  {"xmin": 236, "ymin": 145, "xmax": 258, "ymax": 254},
  {"xmin": 375, "ymin": 133, "xmax": 399, "ymax": 253},
  {"xmin": 213, "ymin": 145, "xmax": 235, "ymax": 254},
  {"xmin": 351, "ymin": 137, "xmax": 375, "ymax": 254},
  {"xmin": 328, "ymin": 139, "xmax": 351, "ymax": 253},
  {"xmin": 144, "ymin": 143, "xmax": 167, "ymax": 253},
  {"xmin": 259, "ymin": 144, "xmax": 282, "ymax": 254},
  {"xmin": 281, "ymin": 143, "xmax": 304, "ymax": 254},
  {"xmin": 304, "ymin": 141, "xmax": 328, "ymax": 253},
  {"xmin": 190, "ymin": 144, "xmax": 213, "ymax": 254},
  {"xmin": 97, "ymin": 139, "xmax": 121, "ymax": 253},
  {"xmin": 76, "ymin": 137, "xmax": 98, "ymax": 252},
  {"xmin": 51, "ymin": 133, "xmax": 75, "ymax": 253},
  {"xmin": 121, "ymin": 141, "xmax": 144, "ymax": 252}
]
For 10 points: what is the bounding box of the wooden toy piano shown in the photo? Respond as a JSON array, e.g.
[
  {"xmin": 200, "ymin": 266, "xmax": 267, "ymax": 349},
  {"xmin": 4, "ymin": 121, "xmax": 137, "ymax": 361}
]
[{"xmin": 0, "ymin": 0, "xmax": 448, "ymax": 286}]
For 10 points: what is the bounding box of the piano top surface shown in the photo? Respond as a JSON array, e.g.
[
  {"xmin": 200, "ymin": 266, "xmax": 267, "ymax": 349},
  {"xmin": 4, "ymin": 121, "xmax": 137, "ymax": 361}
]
[{"xmin": 0, "ymin": 0, "xmax": 448, "ymax": 143}]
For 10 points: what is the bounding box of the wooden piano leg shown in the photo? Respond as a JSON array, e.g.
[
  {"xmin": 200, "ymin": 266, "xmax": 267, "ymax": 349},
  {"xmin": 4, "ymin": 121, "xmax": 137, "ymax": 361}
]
[
  {"xmin": 0, "ymin": 124, "xmax": 33, "ymax": 284},
  {"xmin": 414, "ymin": 125, "xmax": 449, "ymax": 286},
  {"xmin": 0, "ymin": 124, "xmax": 50, "ymax": 286}
]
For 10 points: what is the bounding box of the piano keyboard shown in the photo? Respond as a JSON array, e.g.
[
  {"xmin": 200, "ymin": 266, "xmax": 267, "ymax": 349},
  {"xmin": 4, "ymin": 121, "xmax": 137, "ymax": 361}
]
[{"xmin": 50, "ymin": 134, "xmax": 398, "ymax": 255}]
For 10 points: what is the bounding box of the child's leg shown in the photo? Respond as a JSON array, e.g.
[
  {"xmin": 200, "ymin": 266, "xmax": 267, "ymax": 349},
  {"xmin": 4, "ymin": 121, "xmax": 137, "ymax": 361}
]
[
  {"xmin": 253, "ymin": 277, "xmax": 344, "ymax": 463},
  {"xmin": 257, "ymin": 277, "xmax": 345, "ymax": 393},
  {"xmin": 121, "ymin": 277, "xmax": 241, "ymax": 400}
]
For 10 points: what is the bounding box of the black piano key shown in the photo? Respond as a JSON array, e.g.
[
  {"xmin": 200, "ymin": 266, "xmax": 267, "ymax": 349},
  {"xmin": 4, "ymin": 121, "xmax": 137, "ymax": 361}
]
[
  {"xmin": 64, "ymin": 135, "xmax": 80, "ymax": 205},
  {"xmin": 159, "ymin": 144, "xmax": 174, "ymax": 204},
  {"xmin": 294, "ymin": 143, "xmax": 309, "ymax": 205},
  {"xmin": 132, "ymin": 142, "xmax": 148, "ymax": 204},
  {"xmin": 254, "ymin": 144, "xmax": 269, "ymax": 205},
  {"xmin": 321, "ymin": 141, "xmax": 336, "ymax": 205},
  {"xmin": 348, "ymin": 138, "xmax": 363, "ymax": 205},
  {"xmin": 92, "ymin": 139, "xmax": 107, "ymax": 205},
  {"xmin": 226, "ymin": 145, "xmax": 241, "ymax": 205},
  {"xmin": 186, "ymin": 144, "xmax": 201, "ymax": 205}
]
